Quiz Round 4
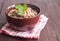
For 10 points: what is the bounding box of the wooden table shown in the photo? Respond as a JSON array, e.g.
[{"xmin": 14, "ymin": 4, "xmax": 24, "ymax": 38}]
[{"xmin": 0, "ymin": 0, "xmax": 60, "ymax": 41}]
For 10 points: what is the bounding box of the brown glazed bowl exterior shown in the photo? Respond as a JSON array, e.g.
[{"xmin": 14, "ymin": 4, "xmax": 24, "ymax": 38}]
[{"xmin": 5, "ymin": 3, "xmax": 40, "ymax": 31}]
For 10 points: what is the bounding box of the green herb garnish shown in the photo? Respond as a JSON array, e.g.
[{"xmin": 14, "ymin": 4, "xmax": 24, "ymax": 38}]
[
  {"xmin": 18, "ymin": 10, "xmax": 24, "ymax": 15},
  {"xmin": 15, "ymin": 5, "xmax": 23, "ymax": 10},
  {"xmin": 15, "ymin": 4, "xmax": 28, "ymax": 15},
  {"xmin": 23, "ymin": 4, "xmax": 28, "ymax": 11}
]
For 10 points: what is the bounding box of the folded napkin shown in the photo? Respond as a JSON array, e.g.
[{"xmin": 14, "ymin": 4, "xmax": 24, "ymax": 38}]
[{"xmin": 0, "ymin": 14, "xmax": 48, "ymax": 39}]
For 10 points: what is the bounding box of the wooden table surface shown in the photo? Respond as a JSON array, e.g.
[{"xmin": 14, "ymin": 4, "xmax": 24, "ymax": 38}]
[{"xmin": 0, "ymin": 0, "xmax": 60, "ymax": 41}]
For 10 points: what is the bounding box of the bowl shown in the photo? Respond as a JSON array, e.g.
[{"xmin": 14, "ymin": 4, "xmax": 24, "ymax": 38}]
[{"xmin": 5, "ymin": 3, "xmax": 40, "ymax": 31}]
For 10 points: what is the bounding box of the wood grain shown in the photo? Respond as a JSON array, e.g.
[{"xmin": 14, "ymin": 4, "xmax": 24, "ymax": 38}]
[
  {"xmin": 0, "ymin": 0, "xmax": 4, "ymax": 13},
  {"xmin": 0, "ymin": 0, "xmax": 60, "ymax": 41}
]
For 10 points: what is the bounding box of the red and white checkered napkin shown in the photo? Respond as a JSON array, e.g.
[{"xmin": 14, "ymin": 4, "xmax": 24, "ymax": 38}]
[{"xmin": 0, "ymin": 14, "xmax": 48, "ymax": 39}]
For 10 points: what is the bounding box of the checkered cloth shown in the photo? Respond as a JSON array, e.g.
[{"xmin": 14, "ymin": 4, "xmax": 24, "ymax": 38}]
[{"xmin": 0, "ymin": 14, "xmax": 48, "ymax": 39}]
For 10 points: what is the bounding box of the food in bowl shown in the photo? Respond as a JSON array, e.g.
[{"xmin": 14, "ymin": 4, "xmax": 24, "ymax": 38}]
[
  {"xmin": 8, "ymin": 4, "xmax": 37, "ymax": 19},
  {"xmin": 6, "ymin": 3, "xmax": 40, "ymax": 31}
]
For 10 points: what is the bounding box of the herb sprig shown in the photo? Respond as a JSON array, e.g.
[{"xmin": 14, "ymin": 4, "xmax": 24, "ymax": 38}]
[{"xmin": 15, "ymin": 4, "xmax": 28, "ymax": 15}]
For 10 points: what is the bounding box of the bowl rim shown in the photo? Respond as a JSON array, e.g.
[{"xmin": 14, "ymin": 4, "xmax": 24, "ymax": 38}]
[{"xmin": 5, "ymin": 3, "xmax": 40, "ymax": 20}]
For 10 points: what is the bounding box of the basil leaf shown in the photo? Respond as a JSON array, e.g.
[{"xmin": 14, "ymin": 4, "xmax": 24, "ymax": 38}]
[
  {"xmin": 15, "ymin": 5, "xmax": 23, "ymax": 10},
  {"xmin": 23, "ymin": 4, "xmax": 28, "ymax": 11},
  {"xmin": 18, "ymin": 9, "xmax": 24, "ymax": 15}
]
